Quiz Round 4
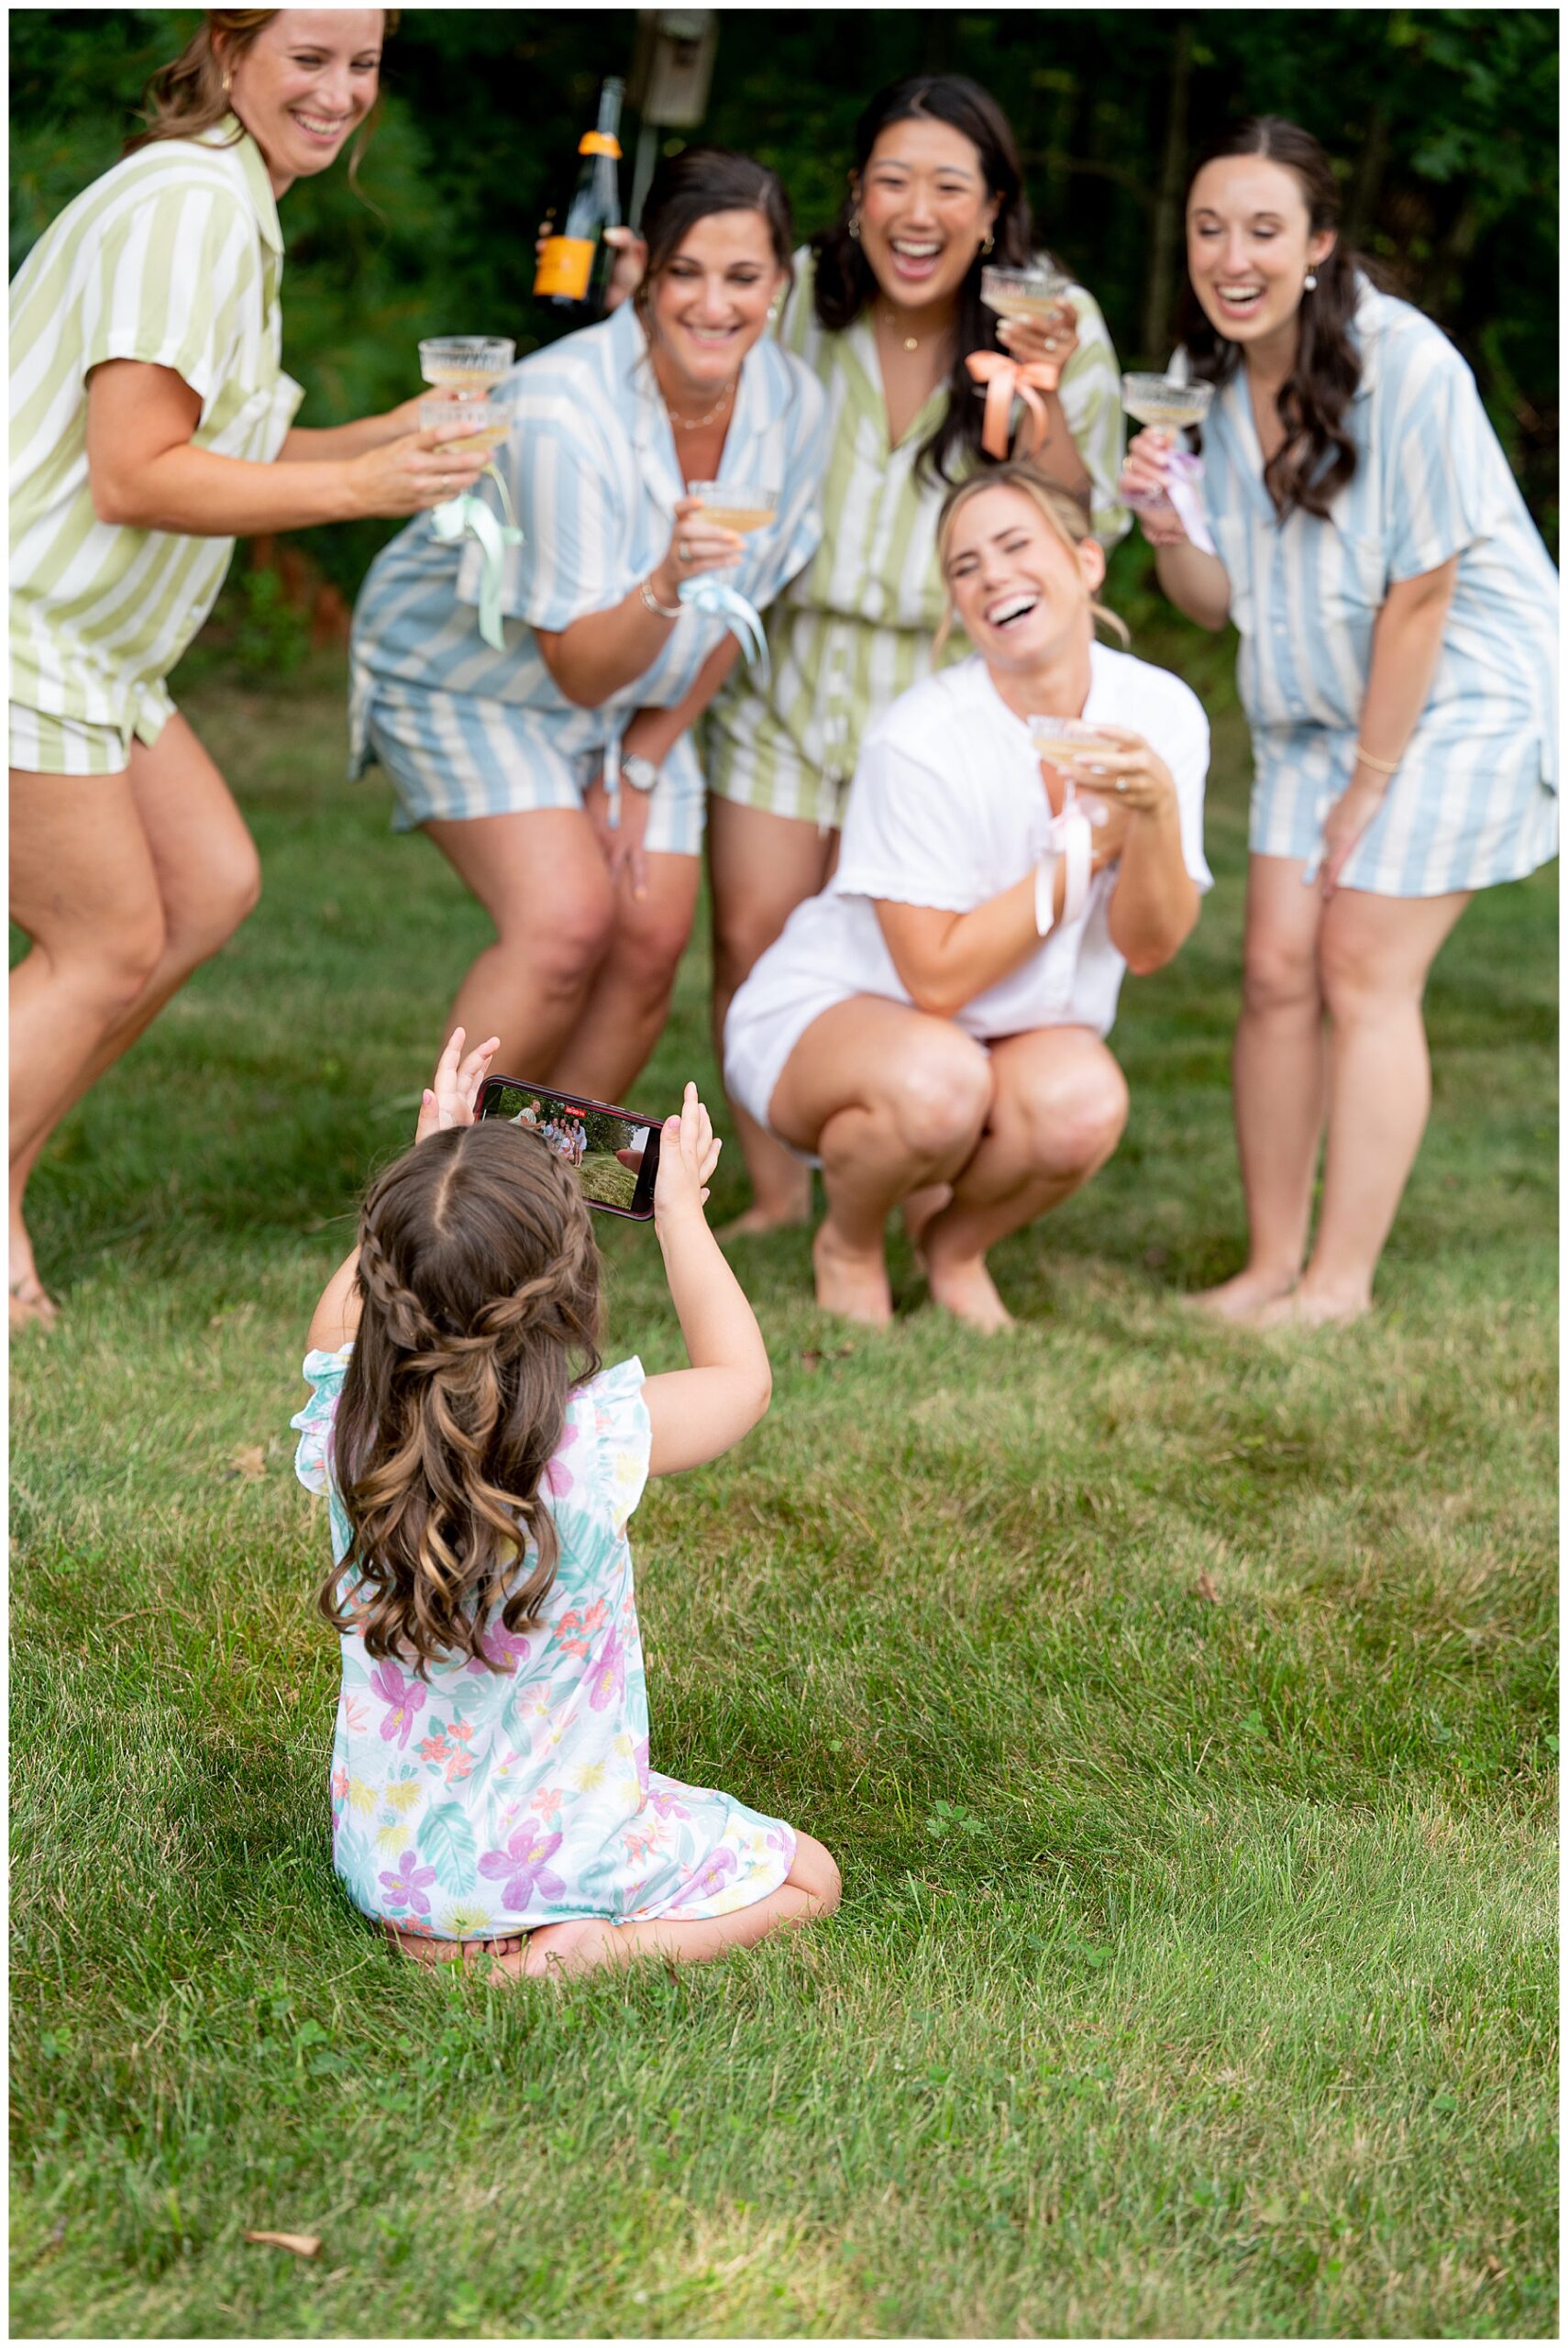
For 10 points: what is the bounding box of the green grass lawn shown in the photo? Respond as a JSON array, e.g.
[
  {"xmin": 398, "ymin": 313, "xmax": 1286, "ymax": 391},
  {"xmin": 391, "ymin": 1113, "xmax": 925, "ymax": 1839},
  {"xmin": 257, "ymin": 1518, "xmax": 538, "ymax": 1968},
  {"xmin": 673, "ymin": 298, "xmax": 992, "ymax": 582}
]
[{"xmin": 10, "ymin": 642, "xmax": 1557, "ymax": 2339}]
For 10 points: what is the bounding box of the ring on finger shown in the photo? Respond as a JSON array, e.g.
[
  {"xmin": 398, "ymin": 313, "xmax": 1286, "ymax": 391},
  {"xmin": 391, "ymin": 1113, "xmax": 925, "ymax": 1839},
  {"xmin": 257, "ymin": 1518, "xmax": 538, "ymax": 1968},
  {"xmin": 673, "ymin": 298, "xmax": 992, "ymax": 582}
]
[
  {"xmin": 1116, "ymin": 778, "xmax": 1128, "ymax": 793},
  {"xmin": 679, "ymin": 537, "xmax": 691, "ymax": 561}
]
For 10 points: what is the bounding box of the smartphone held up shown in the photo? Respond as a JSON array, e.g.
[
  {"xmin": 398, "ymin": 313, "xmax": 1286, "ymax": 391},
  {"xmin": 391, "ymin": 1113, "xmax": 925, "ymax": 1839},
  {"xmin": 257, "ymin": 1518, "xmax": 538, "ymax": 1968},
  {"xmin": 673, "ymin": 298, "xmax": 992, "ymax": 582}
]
[{"xmin": 479, "ymin": 1076, "xmax": 662, "ymax": 1218}]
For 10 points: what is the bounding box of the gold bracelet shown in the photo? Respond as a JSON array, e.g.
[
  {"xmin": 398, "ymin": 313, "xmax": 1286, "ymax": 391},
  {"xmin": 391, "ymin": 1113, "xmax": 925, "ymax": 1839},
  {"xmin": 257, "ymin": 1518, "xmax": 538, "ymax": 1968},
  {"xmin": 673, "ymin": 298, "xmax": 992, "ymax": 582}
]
[
  {"xmin": 638, "ymin": 577, "xmax": 683, "ymax": 621},
  {"xmin": 1354, "ymin": 743, "xmax": 1401, "ymax": 776}
]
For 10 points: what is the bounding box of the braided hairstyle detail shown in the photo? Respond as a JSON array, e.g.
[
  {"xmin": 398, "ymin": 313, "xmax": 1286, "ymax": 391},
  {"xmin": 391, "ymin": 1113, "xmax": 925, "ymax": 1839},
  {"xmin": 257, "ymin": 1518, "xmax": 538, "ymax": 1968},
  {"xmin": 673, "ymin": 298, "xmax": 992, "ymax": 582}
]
[{"xmin": 321, "ymin": 1123, "xmax": 602, "ymax": 1673}]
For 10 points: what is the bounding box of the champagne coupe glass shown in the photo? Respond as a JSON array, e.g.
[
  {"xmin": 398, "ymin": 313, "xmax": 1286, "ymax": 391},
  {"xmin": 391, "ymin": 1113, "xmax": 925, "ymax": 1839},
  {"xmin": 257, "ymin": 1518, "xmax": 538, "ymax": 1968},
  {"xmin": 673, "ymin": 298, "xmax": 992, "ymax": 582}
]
[
  {"xmin": 686, "ymin": 482, "xmax": 777, "ymax": 535},
  {"xmin": 1026, "ymin": 713, "xmax": 1116, "ymax": 825},
  {"xmin": 418, "ymin": 397, "xmax": 511, "ymax": 458},
  {"xmin": 417, "ymin": 337, "xmax": 515, "ymax": 396},
  {"xmin": 979, "ymin": 261, "xmax": 1072, "ymax": 327},
  {"xmin": 1120, "ymin": 372, "xmax": 1214, "ymax": 433}
]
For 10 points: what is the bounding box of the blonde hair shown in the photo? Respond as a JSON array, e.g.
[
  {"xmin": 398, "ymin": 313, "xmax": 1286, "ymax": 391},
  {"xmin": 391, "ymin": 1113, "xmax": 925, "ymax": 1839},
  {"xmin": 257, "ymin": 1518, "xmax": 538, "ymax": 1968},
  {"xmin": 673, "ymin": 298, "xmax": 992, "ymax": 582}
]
[
  {"xmin": 125, "ymin": 9, "xmax": 396, "ymax": 190},
  {"xmin": 932, "ymin": 463, "xmax": 1130, "ymax": 663}
]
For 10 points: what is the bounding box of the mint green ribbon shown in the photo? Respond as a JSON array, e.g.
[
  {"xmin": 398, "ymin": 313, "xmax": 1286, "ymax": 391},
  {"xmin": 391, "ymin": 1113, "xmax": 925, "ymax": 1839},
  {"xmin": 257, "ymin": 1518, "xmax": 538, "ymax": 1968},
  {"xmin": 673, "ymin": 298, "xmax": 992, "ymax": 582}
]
[
  {"xmin": 431, "ymin": 464, "xmax": 523, "ymax": 652},
  {"xmin": 679, "ymin": 576, "xmax": 770, "ymax": 685}
]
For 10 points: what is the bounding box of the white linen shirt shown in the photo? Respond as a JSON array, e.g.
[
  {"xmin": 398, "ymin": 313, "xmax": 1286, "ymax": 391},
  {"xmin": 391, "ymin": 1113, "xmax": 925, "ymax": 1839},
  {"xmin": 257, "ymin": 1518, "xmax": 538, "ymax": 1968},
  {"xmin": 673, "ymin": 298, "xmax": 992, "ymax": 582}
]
[
  {"xmin": 348, "ymin": 296, "xmax": 825, "ymax": 781},
  {"xmin": 725, "ymin": 645, "xmax": 1211, "ymax": 1128}
]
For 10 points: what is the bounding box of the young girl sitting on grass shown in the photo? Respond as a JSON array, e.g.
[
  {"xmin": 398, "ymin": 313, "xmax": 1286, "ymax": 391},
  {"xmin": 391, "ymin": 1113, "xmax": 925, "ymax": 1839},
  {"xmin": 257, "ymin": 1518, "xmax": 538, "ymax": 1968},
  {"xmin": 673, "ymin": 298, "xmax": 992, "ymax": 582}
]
[{"xmin": 293, "ymin": 1028, "xmax": 840, "ymax": 1978}]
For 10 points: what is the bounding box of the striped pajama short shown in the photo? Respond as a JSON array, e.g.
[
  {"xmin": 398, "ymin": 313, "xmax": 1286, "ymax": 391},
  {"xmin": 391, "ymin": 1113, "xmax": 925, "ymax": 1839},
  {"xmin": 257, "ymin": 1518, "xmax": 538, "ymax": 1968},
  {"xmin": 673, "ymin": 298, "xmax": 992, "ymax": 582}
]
[
  {"xmin": 8, "ymin": 703, "xmax": 136, "ymax": 777},
  {"xmin": 362, "ymin": 686, "xmax": 707, "ymax": 856}
]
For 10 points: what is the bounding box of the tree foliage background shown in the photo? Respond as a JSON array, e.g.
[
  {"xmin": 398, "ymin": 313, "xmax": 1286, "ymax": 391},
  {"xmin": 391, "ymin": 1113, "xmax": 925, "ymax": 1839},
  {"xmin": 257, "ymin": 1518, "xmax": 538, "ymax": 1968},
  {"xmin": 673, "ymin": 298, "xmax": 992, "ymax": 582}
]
[{"xmin": 10, "ymin": 6, "xmax": 1559, "ymax": 603}]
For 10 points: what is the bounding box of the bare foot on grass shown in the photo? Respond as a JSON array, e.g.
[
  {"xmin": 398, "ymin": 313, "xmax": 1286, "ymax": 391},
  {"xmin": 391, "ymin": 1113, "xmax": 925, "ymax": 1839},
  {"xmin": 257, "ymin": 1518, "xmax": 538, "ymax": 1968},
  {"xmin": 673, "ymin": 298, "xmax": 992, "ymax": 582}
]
[
  {"xmin": 9, "ymin": 1225, "xmax": 59, "ymax": 1331},
  {"xmin": 1249, "ymin": 1285, "xmax": 1370, "ymax": 1332},
  {"xmin": 1187, "ymin": 1266, "xmax": 1297, "ymax": 1323},
  {"xmin": 812, "ymin": 1222, "xmax": 893, "ymax": 1326},
  {"xmin": 522, "ymin": 1918, "xmax": 624, "ymax": 1977},
  {"xmin": 380, "ymin": 1921, "xmax": 525, "ymax": 1976},
  {"xmin": 922, "ymin": 1250, "xmax": 1015, "ymax": 1335}
]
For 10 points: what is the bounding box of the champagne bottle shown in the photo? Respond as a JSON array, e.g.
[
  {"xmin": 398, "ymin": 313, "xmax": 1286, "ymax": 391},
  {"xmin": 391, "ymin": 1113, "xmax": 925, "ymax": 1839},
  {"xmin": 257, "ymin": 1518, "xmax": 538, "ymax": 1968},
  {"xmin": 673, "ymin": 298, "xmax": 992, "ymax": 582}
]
[{"xmin": 534, "ymin": 77, "xmax": 624, "ymax": 321}]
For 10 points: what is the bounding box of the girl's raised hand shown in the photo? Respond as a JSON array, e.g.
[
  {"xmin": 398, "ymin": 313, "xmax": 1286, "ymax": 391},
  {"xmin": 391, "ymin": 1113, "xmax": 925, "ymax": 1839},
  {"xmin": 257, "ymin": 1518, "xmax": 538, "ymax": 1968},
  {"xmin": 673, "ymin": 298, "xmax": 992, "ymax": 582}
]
[
  {"xmin": 997, "ymin": 296, "xmax": 1079, "ymax": 381},
  {"xmin": 654, "ymin": 1082, "xmax": 723, "ymax": 1224},
  {"xmin": 416, "ymin": 1027, "xmax": 501, "ymax": 1143}
]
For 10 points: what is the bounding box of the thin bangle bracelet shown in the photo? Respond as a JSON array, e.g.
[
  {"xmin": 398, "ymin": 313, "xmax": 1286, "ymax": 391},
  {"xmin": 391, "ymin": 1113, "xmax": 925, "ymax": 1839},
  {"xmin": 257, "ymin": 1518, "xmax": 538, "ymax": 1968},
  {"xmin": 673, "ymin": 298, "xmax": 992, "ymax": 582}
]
[
  {"xmin": 1354, "ymin": 743, "xmax": 1401, "ymax": 775},
  {"xmin": 639, "ymin": 578, "xmax": 683, "ymax": 620}
]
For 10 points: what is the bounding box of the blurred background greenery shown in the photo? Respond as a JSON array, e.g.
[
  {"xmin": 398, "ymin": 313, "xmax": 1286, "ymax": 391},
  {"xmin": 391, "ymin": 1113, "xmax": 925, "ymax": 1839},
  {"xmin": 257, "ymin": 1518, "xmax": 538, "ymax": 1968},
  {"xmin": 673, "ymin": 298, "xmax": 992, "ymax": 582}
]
[{"xmin": 9, "ymin": 6, "xmax": 1559, "ymax": 636}]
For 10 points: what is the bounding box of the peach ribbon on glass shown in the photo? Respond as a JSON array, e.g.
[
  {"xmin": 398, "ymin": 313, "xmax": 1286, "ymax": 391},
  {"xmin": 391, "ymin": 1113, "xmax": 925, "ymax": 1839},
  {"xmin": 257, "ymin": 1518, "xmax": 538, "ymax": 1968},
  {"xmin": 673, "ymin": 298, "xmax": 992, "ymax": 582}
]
[{"xmin": 966, "ymin": 350, "xmax": 1062, "ymax": 460}]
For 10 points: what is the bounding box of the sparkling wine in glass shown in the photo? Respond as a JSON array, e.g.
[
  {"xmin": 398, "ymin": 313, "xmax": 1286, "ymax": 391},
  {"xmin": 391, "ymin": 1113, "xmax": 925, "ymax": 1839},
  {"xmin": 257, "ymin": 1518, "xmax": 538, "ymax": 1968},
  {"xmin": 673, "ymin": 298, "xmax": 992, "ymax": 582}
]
[
  {"xmin": 417, "ymin": 337, "xmax": 515, "ymax": 397},
  {"xmin": 1120, "ymin": 372, "xmax": 1214, "ymax": 433},
  {"xmin": 418, "ymin": 397, "xmax": 510, "ymax": 458},
  {"xmin": 979, "ymin": 261, "xmax": 1072, "ymax": 327},
  {"xmin": 687, "ymin": 481, "xmax": 777, "ymax": 535}
]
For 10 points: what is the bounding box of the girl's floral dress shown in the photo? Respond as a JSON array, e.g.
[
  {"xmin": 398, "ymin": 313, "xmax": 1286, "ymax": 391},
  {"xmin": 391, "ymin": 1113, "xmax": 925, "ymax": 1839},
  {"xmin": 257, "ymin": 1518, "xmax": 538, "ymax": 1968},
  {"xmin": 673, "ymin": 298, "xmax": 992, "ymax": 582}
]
[{"xmin": 293, "ymin": 1352, "xmax": 796, "ymax": 1939}]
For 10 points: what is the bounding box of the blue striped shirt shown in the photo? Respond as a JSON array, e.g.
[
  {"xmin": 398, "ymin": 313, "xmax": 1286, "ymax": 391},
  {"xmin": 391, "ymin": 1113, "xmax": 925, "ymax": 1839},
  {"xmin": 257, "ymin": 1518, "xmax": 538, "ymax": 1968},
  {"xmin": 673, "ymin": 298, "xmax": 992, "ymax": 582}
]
[
  {"xmin": 1190, "ymin": 281, "xmax": 1558, "ymax": 894},
  {"xmin": 349, "ymin": 297, "xmax": 825, "ymax": 777}
]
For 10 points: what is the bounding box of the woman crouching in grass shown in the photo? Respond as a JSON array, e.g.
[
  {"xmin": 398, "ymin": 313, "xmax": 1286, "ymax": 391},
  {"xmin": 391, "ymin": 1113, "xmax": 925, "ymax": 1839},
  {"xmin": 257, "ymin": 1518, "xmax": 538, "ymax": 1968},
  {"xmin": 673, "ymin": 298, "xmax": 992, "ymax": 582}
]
[
  {"xmin": 293, "ymin": 1028, "xmax": 839, "ymax": 1977},
  {"xmin": 723, "ymin": 467, "xmax": 1213, "ymax": 1331}
]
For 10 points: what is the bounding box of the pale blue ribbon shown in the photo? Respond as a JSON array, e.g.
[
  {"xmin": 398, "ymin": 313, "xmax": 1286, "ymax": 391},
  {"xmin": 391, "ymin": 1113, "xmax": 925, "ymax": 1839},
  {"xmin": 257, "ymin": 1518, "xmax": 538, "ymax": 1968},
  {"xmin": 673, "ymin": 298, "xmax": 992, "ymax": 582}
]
[
  {"xmin": 430, "ymin": 465, "xmax": 523, "ymax": 652},
  {"xmin": 679, "ymin": 576, "xmax": 770, "ymax": 685}
]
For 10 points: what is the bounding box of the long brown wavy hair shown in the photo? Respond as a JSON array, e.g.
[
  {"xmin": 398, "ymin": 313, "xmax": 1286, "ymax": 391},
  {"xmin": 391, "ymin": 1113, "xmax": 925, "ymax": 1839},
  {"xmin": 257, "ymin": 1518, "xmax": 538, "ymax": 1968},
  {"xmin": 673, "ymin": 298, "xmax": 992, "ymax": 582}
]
[
  {"xmin": 1176, "ymin": 116, "xmax": 1371, "ymax": 522},
  {"xmin": 320, "ymin": 1122, "xmax": 602, "ymax": 1674},
  {"xmin": 812, "ymin": 75, "xmax": 1046, "ymax": 486},
  {"xmin": 125, "ymin": 8, "xmax": 397, "ymax": 188}
]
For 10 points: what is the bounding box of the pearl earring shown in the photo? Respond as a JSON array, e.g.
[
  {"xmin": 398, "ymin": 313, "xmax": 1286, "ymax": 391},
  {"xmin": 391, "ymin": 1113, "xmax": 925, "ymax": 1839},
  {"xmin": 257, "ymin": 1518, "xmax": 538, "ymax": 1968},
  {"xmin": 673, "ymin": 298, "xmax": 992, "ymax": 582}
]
[
  {"xmin": 847, "ymin": 209, "xmax": 861, "ymax": 241},
  {"xmin": 1304, "ymin": 271, "xmax": 1318, "ymax": 291}
]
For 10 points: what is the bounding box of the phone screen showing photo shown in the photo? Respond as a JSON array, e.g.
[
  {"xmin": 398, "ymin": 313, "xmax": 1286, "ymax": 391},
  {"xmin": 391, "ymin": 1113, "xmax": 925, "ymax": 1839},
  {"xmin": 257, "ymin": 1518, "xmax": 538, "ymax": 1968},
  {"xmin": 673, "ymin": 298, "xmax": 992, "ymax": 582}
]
[{"xmin": 479, "ymin": 1080, "xmax": 661, "ymax": 1219}]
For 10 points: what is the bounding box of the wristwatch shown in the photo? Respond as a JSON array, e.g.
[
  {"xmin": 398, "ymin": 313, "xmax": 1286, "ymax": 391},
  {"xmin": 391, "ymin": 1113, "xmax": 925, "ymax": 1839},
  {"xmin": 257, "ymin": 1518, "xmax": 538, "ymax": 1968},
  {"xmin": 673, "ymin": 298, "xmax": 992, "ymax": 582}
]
[{"xmin": 620, "ymin": 753, "xmax": 660, "ymax": 795}]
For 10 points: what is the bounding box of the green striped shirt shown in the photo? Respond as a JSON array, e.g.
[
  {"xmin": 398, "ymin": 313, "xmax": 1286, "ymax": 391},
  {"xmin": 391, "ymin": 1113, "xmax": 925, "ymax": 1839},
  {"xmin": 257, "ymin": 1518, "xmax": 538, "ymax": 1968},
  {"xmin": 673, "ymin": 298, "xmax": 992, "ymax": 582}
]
[
  {"xmin": 9, "ymin": 117, "xmax": 303, "ymax": 741},
  {"xmin": 706, "ymin": 247, "xmax": 1128, "ymax": 825}
]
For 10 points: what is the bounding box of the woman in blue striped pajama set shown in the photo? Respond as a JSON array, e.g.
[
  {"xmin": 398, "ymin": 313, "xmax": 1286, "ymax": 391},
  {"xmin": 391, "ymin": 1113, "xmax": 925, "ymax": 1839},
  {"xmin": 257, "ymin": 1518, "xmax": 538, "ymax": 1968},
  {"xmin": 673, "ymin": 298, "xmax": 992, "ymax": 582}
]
[
  {"xmin": 349, "ymin": 150, "xmax": 823, "ymax": 1104},
  {"xmin": 1126, "ymin": 117, "xmax": 1556, "ymax": 1327}
]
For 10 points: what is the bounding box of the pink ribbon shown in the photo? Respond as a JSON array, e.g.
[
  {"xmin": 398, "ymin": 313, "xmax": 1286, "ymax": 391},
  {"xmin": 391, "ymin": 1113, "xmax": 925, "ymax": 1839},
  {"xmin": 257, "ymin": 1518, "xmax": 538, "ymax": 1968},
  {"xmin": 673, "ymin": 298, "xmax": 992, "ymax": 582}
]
[
  {"xmin": 966, "ymin": 350, "xmax": 1061, "ymax": 460},
  {"xmin": 1124, "ymin": 447, "xmax": 1216, "ymax": 555}
]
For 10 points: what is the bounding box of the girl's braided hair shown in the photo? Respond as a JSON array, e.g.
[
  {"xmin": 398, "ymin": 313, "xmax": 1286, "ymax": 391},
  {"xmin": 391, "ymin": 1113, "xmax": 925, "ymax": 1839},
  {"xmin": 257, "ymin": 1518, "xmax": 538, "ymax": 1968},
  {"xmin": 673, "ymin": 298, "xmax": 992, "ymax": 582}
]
[{"xmin": 320, "ymin": 1121, "xmax": 601, "ymax": 1673}]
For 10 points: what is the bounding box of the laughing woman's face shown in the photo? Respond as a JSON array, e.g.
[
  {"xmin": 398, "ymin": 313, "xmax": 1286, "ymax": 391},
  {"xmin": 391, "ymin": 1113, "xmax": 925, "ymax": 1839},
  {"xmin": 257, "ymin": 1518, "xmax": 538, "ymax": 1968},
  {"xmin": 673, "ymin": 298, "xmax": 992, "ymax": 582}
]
[
  {"xmin": 646, "ymin": 209, "xmax": 787, "ymax": 397},
  {"xmin": 944, "ymin": 485, "xmax": 1102, "ymax": 671},
  {"xmin": 223, "ymin": 10, "xmax": 385, "ymax": 194},
  {"xmin": 853, "ymin": 117, "xmax": 1000, "ymax": 316},
  {"xmin": 1185, "ymin": 154, "xmax": 1335, "ymax": 349}
]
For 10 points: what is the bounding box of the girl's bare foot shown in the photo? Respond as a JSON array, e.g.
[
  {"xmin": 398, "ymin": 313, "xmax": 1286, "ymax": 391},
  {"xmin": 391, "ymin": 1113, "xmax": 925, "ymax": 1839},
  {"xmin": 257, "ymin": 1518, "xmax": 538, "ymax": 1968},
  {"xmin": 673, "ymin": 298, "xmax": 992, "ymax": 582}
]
[
  {"xmin": 380, "ymin": 1920, "xmax": 525, "ymax": 1975},
  {"xmin": 1250, "ymin": 1284, "xmax": 1370, "ymax": 1331},
  {"xmin": 922, "ymin": 1249, "xmax": 1015, "ymax": 1335},
  {"xmin": 812, "ymin": 1221, "xmax": 893, "ymax": 1326},
  {"xmin": 1188, "ymin": 1266, "xmax": 1297, "ymax": 1322},
  {"xmin": 522, "ymin": 1917, "xmax": 624, "ymax": 1977},
  {"xmin": 900, "ymin": 1184, "xmax": 953, "ymax": 1250}
]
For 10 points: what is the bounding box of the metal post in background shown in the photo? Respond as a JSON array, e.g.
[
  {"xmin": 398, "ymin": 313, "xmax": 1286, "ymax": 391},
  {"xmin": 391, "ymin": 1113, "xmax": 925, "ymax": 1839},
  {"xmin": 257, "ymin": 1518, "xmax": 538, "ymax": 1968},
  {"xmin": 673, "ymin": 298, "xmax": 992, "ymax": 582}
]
[{"xmin": 627, "ymin": 9, "xmax": 719, "ymax": 227}]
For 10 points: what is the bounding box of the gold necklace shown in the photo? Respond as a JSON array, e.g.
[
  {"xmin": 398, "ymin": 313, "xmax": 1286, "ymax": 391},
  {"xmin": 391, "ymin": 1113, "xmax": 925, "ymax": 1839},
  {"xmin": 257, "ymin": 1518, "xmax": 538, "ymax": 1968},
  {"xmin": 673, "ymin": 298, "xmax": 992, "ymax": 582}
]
[
  {"xmin": 664, "ymin": 377, "xmax": 736, "ymax": 432},
  {"xmin": 879, "ymin": 306, "xmax": 922, "ymax": 353}
]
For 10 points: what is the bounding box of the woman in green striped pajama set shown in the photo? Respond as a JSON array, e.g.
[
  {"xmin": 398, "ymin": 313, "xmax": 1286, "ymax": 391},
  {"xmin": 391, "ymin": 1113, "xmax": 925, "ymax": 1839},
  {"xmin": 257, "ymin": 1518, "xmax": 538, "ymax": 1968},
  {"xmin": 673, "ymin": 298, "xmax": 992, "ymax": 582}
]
[
  {"xmin": 7, "ymin": 8, "xmax": 481, "ymax": 1331},
  {"xmin": 702, "ymin": 76, "xmax": 1129, "ymax": 1231}
]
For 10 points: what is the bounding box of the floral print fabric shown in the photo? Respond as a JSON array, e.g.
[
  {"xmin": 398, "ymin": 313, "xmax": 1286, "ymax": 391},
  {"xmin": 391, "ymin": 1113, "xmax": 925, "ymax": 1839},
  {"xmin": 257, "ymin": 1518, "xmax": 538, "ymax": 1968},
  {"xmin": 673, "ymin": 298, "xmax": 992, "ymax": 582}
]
[{"xmin": 293, "ymin": 1350, "xmax": 795, "ymax": 1938}]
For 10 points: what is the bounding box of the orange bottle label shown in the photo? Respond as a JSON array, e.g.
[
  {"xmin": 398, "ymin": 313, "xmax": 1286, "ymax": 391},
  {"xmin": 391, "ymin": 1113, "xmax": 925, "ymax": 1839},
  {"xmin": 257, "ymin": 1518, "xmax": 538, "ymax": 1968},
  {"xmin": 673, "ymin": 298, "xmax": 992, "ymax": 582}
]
[
  {"xmin": 535, "ymin": 237, "xmax": 594, "ymax": 301},
  {"xmin": 579, "ymin": 131, "xmax": 622, "ymax": 157}
]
